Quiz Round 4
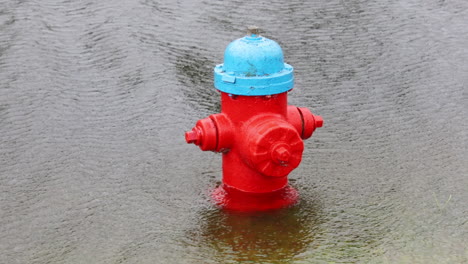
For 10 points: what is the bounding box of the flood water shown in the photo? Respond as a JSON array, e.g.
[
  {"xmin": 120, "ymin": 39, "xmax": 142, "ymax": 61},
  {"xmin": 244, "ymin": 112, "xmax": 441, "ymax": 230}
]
[{"xmin": 1, "ymin": 0, "xmax": 467, "ymax": 263}]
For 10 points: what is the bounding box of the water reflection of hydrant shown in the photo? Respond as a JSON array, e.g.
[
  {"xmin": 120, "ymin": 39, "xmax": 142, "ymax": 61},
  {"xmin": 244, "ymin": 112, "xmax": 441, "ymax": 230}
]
[{"xmin": 185, "ymin": 27, "xmax": 323, "ymax": 211}]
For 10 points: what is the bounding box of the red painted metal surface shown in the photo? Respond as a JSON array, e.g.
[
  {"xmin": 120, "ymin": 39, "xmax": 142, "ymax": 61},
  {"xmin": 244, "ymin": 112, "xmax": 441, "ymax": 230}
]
[{"xmin": 185, "ymin": 91, "xmax": 322, "ymax": 211}]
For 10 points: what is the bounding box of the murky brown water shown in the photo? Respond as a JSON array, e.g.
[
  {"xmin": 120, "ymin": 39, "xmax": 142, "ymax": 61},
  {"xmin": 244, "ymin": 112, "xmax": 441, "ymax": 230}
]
[{"xmin": 1, "ymin": 0, "xmax": 467, "ymax": 263}]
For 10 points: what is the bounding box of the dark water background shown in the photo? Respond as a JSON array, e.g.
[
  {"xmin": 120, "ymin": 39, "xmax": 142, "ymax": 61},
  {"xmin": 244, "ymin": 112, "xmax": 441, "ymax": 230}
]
[{"xmin": 1, "ymin": 0, "xmax": 467, "ymax": 263}]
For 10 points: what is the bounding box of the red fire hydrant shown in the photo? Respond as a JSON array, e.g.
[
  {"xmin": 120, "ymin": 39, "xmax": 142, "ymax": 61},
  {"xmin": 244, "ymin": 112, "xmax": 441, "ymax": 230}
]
[{"xmin": 185, "ymin": 27, "xmax": 323, "ymax": 211}]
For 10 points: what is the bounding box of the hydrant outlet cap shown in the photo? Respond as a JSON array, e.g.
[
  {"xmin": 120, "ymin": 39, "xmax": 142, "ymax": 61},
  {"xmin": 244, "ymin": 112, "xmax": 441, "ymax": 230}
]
[{"xmin": 214, "ymin": 33, "xmax": 294, "ymax": 96}]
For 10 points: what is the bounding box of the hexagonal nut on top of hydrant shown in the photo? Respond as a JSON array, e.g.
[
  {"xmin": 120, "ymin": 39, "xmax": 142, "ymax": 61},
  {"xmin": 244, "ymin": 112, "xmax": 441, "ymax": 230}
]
[{"xmin": 185, "ymin": 26, "xmax": 323, "ymax": 211}]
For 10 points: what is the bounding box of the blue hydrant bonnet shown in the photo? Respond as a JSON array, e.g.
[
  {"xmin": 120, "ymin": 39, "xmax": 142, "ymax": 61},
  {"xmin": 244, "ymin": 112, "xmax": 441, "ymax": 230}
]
[{"xmin": 214, "ymin": 33, "xmax": 294, "ymax": 96}]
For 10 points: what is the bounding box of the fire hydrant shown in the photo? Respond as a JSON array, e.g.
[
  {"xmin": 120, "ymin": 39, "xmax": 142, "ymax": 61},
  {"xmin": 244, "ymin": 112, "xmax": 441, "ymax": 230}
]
[{"xmin": 185, "ymin": 27, "xmax": 323, "ymax": 211}]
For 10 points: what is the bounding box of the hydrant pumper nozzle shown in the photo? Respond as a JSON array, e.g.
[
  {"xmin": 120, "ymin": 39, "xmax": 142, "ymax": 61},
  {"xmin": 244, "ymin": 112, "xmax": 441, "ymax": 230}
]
[{"xmin": 185, "ymin": 28, "xmax": 323, "ymax": 211}]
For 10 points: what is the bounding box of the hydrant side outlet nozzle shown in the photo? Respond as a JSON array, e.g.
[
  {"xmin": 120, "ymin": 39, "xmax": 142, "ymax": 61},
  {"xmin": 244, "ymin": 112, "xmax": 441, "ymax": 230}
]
[
  {"xmin": 185, "ymin": 113, "xmax": 234, "ymax": 152},
  {"xmin": 185, "ymin": 27, "xmax": 323, "ymax": 211}
]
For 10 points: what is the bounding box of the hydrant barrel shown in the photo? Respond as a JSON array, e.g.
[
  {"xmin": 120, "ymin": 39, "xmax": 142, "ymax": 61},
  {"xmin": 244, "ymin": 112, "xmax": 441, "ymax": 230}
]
[{"xmin": 185, "ymin": 27, "xmax": 323, "ymax": 211}]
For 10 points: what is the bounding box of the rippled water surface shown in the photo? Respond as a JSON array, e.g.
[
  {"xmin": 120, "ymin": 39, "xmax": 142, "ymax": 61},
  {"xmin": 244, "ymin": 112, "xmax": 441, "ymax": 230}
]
[{"xmin": 1, "ymin": 0, "xmax": 467, "ymax": 263}]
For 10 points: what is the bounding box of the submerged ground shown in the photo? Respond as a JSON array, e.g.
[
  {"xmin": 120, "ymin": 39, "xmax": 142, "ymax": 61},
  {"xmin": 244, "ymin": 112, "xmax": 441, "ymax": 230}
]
[{"xmin": 0, "ymin": 0, "xmax": 467, "ymax": 263}]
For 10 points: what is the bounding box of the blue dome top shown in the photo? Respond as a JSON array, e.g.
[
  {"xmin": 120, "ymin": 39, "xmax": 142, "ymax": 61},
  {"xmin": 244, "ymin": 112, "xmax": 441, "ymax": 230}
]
[
  {"xmin": 223, "ymin": 36, "xmax": 285, "ymax": 76},
  {"xmin": 214, "ymin": 34, "xmax": 294, "ymax": 96}
]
